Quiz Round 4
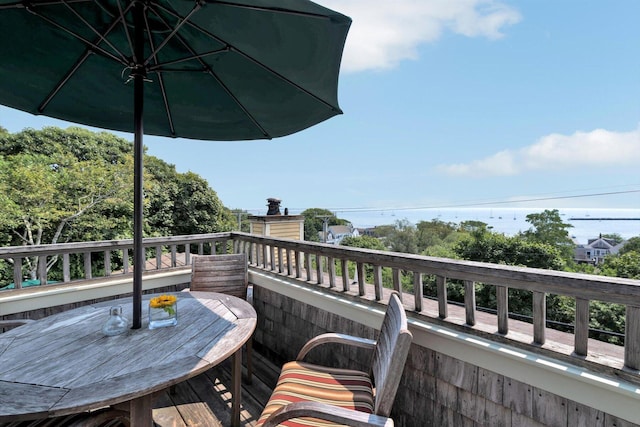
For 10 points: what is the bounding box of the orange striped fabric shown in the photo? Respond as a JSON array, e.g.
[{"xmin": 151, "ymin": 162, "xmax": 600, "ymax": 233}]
[{"xmin": 257, "ymin": 361, "xmax": 374, "ymax": 426}]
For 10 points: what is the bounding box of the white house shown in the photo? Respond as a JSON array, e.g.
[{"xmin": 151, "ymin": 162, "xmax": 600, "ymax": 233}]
[{"xmin": 574, "ymin": 235, "xmax": 625, "ymax": 264}]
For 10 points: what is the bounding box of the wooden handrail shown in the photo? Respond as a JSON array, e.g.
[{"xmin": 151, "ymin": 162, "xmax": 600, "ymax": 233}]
[{"xmin": 2, "ymin": 231, "xmax": 640, "ymax": 370}]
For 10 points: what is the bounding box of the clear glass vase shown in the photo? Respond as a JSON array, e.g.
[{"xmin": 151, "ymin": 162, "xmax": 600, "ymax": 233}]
[
  {"xmin": 102, "ymin": 306, "xmax": 128, "ymax": 336},
  {"xmin": 148, "ymin": 295, "xmax": 178, "ymax": 329}
]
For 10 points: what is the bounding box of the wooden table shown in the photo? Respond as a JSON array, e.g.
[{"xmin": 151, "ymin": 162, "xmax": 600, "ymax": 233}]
[{"xmin": 0, "ymin": 291, "xmax": 256, "ymax": 427}]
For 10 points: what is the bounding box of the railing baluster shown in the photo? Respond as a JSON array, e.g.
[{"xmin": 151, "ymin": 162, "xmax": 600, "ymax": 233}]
[
  {"xmin": 533, "ymin": 291, "xmax": 546, "ymax": 345},
  {"xmin": 414, "ymin": 272, "xmax": 423, "ymax": 311},
  {"xmin": 286, "ymin": 249, "xmax": 293, "ymax": 276},
  {"xmin": 625, "ymin": 305, "xmax": 640, "ymax": 370},
  {"xmin": 123, "ymin": 248, "xmax": 130, "ymax": 273},
  {"xmin": 63, "ymin": 253, "xmax": 70, "ymax": 281},
  {"xmin": 496, "ymin": 285, "xmax": 509, "ymax": 334},
  {"xmin": 575, "ymin": 298, "xmax": 590, "ymax": 356},
  {"xmin": 262, "ymin": 244, "xmax": 268, "ymax": 268},
  {"xmin": 373, "ymin": 265, "xmax": 382, "ymax": 301},
  {"xmin": 328, "ymin": 257, "xmax": 336, "ymax": 288},
  {"xmin": 82, "ymin": 253, "xmax": 91, "ymax": 280},
  {"xmin": 465, "ymin": 280, "xmax": 476, "ymax": 326},
  {"xmin": 393, "ymin": 268, "xmax": 402, "ymax": 297},
  {"xmin": 357, "ymin": 262, "xmax": 365, "ymax": 296},
  {"xmin": 295, "ymin": 251, "xmax": 302, "ymax": 278},
  {"xmin": 155, "ymin": 246, "xmax": 162, "ymax": 270},
  {"xmin": 13, "ymin": 258, "xmax": 23, "ymax": 288},
  {"xmin": 437, "ymin": 275, "xmax": 447, "ymax": 319},
  {"xmin": 278, "ymin": 247, "xmax": 284, "ymax": 273},
  {"xmin": 269, "ymin": 245, "xmax": 275, "ymax": 271},
  {"xmin": 341, "ymin": 259, "xmax": 349, "ymax": 291},
  {"xmin": 170, "ymin": 245, "xmax": 177, "ymax": 267},
  {"xmin": 316, "ymin": 254, "xmax": 323, "ymax": 285},
  {"xmin": 305, "ymin": 252, "xmax": 312, "ymax": 282},
  {"xmin": 104, "ymin": 250, "xmax": 111, "ymax": 276}
]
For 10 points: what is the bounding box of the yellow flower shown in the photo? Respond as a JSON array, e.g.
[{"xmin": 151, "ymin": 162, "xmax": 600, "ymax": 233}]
[{"xmin": 150, "ymin": 294, "xmax": 177, "ymax": 315}]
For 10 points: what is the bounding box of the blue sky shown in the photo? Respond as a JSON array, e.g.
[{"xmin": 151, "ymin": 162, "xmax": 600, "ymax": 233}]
[{"xmin": 2, "ymin": 0, "xmax": 639, "ymax": 220}]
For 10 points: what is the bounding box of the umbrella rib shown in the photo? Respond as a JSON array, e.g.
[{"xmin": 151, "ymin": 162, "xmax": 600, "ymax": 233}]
[
  {"xmin": 143, "ymin": 1, "xmax": 203, "ymax": 68},
  {"xmin": 147, "ymin": 47, "xmax": 228, "ymax": 70},
  {"xmin": 37, "ymin": 2, "xmax": 134, "ymax": 113},
  {"xmin": 142, "ymin": 7, "xmax": 176, "ymax": 136},
  {"xmin": 114, "ymin": 0, "xmax": 136, "ymax": 66},
  {"xmin": 148, "ymin": 4, "xmax": 271, "ymax": 138},
  {"xmin": 156, "ymin": 3, "xmax": 342, "ymax": 113},
  {"xmin": 60, "ymin": 0, "xmax": 129, "ymax": 64},
  {"xmin": 26, "ymin": 5, "xmax": 129, "ymax": 66}
]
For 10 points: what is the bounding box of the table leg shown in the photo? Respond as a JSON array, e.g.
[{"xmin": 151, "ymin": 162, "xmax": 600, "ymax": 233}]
[
  {"xmin": 129, "ymin": 393, "xmax": 153, "ymax": 427},
  {"xmin": 231, "ymin": 349, "xmax": 242, "ymax": 427}
]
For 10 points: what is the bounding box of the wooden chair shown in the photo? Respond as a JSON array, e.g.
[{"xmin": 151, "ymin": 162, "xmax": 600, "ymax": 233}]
[
  {"xmin": 189, "ymin": 252, "xmax": 253, "ymax": 382},
  {"xmin": 258, "ymin": 292, "xmax": 412, "ymax": 427}
]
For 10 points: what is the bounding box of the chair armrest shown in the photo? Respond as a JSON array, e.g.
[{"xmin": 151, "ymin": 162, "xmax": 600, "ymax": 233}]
[
  {"xmin": 261, "ymin": 401, "xmax": 394, "ymax": 427},
  {"xmin": 297, "ymin": 333, "xmax": 376, "ymax": 361}
]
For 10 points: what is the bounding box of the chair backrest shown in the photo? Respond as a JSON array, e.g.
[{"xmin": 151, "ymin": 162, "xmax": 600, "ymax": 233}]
[
  {"xmin": 371, "ymin": 292, "xmax": 413, "ymax": 417},
  {"xmin": 190, "ymin": 253, "xmax": 248, "ymax": 299}
]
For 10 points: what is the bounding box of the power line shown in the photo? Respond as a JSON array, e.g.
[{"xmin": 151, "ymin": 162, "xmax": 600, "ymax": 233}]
[
  {"xmin": 242, "ymin": 188, "xmax": 640, "ymax": 215},
  {"xmin": 309, "ymin": 189, "xmax": 640, "ymax": 215}
]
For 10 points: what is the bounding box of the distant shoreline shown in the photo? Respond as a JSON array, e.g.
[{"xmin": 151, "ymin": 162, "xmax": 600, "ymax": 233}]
[{"xmin": 569, "ymin": 218, "xmax": 640, "ymax": 221}]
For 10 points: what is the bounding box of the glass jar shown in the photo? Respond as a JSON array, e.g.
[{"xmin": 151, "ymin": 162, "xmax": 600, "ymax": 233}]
[
  {"xmin": 102, "ymin": 306, "xmax": 128, "ymax": 336},
  {"xmin": 148, "ymin": 295, "xmax": 178, "ymax": 329}
]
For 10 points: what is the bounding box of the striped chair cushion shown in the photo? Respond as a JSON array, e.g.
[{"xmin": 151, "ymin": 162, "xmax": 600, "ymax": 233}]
[{"xmin": 257, "ymin": 361, "xmax": 374, "ymax": 427}]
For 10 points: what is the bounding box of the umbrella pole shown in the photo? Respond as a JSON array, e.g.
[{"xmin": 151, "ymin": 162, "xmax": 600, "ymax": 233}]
[{"xmin": 132, "ymin": 0, "xmax": 145, "ymax": 329}]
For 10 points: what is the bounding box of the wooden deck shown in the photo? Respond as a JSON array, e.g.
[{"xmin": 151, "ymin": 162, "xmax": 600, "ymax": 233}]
[{"xmin": 152, "ymin": 351, "xmax": 280, "ymax": 427}]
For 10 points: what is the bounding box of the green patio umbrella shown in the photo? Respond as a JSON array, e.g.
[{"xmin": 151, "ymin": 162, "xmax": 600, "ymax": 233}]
[{"xmin": 0, "ymin": 0, "xmax": 351, "ymax": 328}]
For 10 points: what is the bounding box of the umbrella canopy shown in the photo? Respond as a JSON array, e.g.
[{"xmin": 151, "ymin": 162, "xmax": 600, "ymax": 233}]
[{"xmin": 0, "ymin": 0, "xmax": 351, "ymax": 327}]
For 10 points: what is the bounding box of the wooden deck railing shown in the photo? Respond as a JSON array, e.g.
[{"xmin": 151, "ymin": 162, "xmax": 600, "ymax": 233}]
[{"xmin": 2, "ymin": 232, "xmax": 640, "ymax": 371}]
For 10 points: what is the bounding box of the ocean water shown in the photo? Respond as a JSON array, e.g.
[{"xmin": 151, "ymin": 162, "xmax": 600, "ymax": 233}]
[{"xmin": 338, "ymin": 208, "xmax": 640, "ymax": 244}]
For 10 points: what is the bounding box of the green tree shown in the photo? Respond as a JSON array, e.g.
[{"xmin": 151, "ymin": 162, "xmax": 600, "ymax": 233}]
[
  {"xmin": 599, "ymin": 251, "xmax": 640, "ymax": 279},
  {"xmin": 340, "ymin": 235, "xmax": 387, "ymax": 251},
  {"xmin": 386, "ymin": 219, "xmax": 417, "ymax": 254},
  {"xmin": 619, "ymin": 236, "xmax": 640, "ymax": 255},
  {"xmin": 415, "ymin": 219, "xmax": 458, "ymax": 253},
  {"xmin": 0, "ymin": 126, "xmax": 234, "ymax": 281},
  {"xmin": 519, "ymin": 209, "xmax": 575, "ymax": 262},
  {"xmin": 300, "ymin": 208, "xmax": 348, "ymax": 242}
]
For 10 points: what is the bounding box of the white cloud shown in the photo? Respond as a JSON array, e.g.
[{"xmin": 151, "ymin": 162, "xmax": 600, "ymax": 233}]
[
  {"xmin": 316, "ymin": 0, "xmax": 521, "ymax": 72},
  {"xmin": 437, "ymin": 128, "xmax": 640, "ymax": 177}
]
